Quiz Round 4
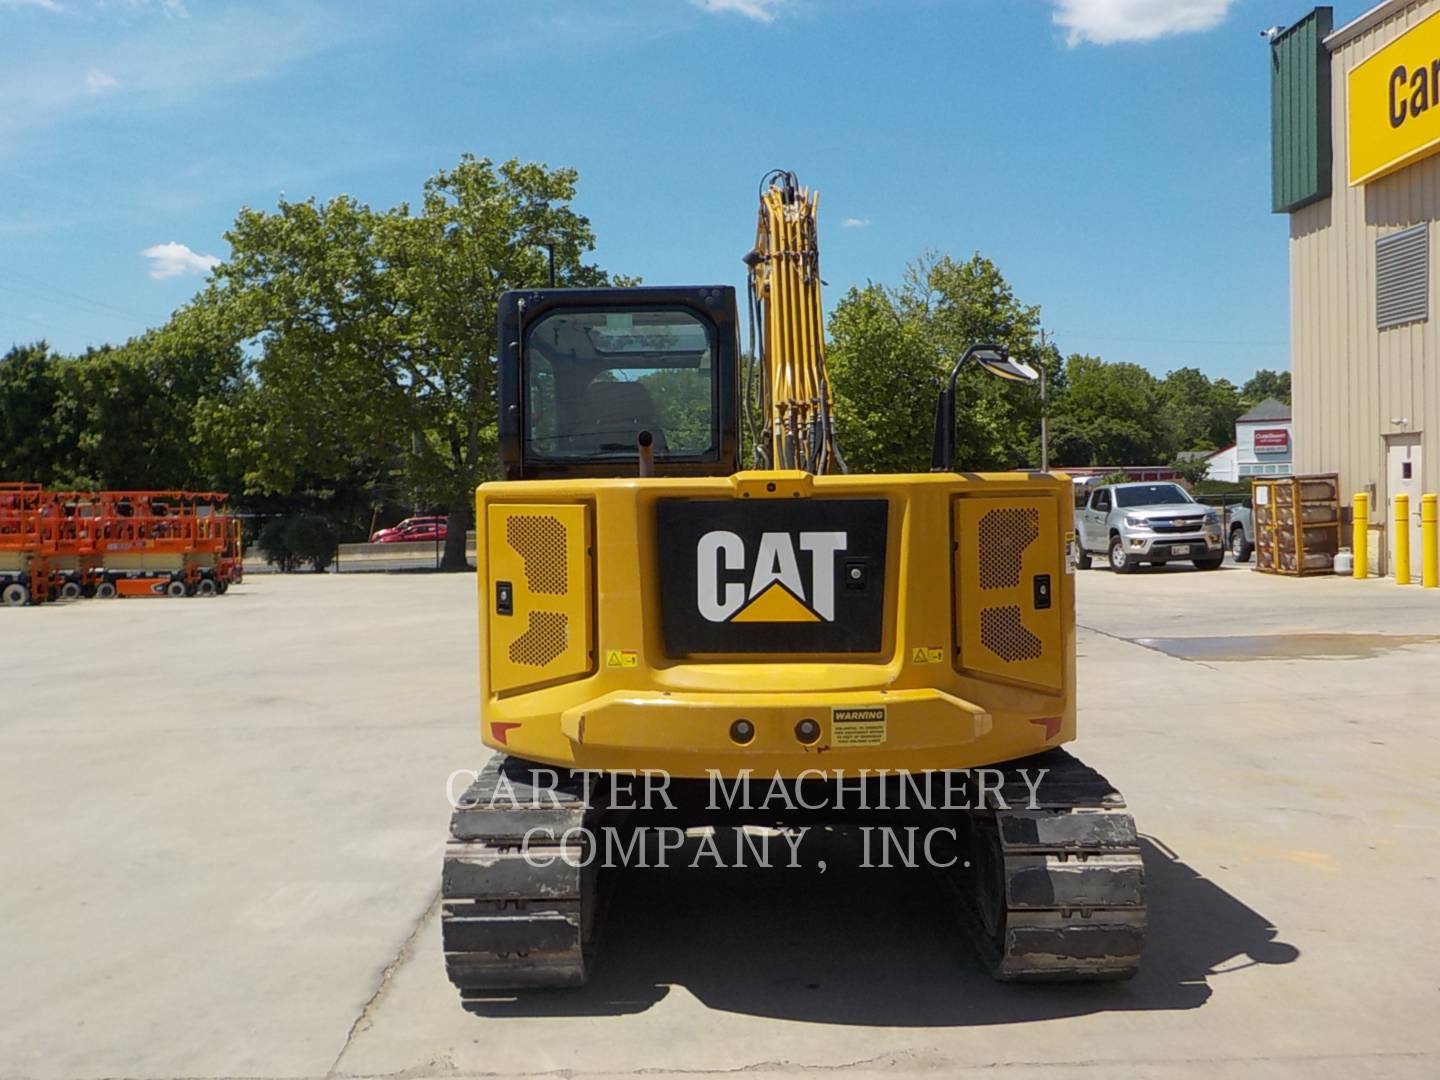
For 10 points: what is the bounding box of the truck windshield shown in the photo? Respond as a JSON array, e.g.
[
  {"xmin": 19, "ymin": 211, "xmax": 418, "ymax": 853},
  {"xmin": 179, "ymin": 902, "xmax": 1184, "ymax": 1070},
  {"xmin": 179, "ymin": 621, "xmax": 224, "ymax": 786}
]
[
  {"xmin": 523, "ymin": 308, "xmax": 717, "ymax": 461},
  {"xmin": 1114, "ymin": 484, "xmax": 1192, "ymax": 508}
]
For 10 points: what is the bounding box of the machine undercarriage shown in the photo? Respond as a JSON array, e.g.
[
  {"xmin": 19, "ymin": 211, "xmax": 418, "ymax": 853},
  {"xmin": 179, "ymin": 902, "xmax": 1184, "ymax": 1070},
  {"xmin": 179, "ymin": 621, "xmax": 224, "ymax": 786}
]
[{"xmin": 443, "ymin": 752, "xmax": 1144, "ymax": 992}]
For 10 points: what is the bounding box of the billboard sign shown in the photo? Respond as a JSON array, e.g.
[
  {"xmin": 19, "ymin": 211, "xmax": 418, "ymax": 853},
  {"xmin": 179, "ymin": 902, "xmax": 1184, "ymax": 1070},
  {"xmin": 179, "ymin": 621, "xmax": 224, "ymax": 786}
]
[
  {"xmin": 1349, "ymin": 10, "xmax": 1440, "ymax": 185},
  {"xmin": 1254, "ymin": 429, "xmax": 1291, "ymax": 454}
]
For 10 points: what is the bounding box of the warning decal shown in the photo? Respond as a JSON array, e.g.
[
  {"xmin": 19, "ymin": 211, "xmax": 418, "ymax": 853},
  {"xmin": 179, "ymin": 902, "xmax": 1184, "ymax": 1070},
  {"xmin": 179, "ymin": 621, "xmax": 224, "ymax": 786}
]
[{"xmin": 831, "ymin": 706, "xmax": 886, "ymax": 747}]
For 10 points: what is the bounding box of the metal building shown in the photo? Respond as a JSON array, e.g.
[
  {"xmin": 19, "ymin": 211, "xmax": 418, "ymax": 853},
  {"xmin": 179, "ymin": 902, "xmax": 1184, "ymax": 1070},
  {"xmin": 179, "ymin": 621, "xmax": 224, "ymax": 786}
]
[{"xmin": 1273, "ymin": 2, "xmax": 1437, "ymax": 577}]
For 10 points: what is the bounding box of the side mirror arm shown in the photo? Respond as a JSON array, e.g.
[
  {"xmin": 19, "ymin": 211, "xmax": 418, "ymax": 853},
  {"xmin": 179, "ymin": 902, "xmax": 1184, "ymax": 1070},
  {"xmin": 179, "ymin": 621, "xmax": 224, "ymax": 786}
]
[{"xmin": 929, "ymin": 346, "xmax": 982, "ymax": 472}]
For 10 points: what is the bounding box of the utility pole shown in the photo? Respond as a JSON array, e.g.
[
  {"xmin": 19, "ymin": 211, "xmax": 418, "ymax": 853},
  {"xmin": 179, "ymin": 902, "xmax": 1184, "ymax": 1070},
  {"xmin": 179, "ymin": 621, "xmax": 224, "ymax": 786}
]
[{"xmin": 1038, "ymin": 329, "xmax": 1051, "ymax": 472}]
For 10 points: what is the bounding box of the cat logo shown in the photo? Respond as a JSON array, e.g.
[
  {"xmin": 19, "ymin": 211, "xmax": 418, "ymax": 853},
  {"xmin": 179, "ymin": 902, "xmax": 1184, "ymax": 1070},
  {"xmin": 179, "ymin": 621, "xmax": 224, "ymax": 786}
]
[
  {"xmin": 697, "ymin": 531, "xmax": 846, "ymax": 623},
  {"xmin": 656, "ymin": 497, "xmax": 886, "ymax": 655}
]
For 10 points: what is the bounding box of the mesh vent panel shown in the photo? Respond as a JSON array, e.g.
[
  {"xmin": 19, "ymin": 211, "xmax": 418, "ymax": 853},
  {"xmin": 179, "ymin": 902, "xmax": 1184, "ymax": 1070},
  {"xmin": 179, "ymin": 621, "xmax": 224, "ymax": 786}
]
[
  {"xmin": 509, "ymin": 611, "xmax": 568, "ymax": 666},
  {"xmin": 506, "ymin": 515, "xmax": 568, "ymax": 594},
  {"xmin": 977, "ymin": 508, "xmax": 1040, "ymax": 590},
  {"xmin": 980, "ymin": 605, "xmax": 1042, "ymax": 663}
]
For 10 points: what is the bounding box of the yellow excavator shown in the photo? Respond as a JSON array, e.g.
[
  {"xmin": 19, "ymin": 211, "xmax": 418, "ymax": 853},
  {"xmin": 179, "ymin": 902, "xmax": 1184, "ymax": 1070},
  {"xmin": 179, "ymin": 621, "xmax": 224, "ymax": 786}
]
[{"xmin": 442, "ymin": 171, "xmax": 1145, "ymax": 991}]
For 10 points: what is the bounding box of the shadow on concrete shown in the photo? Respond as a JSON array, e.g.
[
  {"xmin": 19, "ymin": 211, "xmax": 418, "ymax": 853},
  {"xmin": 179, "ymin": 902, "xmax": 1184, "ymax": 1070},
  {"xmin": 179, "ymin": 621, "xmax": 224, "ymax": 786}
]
[
  {"xmin": 1103, "ymin": 562, "xmax": 1247, "ymax": 576},
  {"xmin": 463, "ymin": 832, "xmax": 1297, "ymax": 1025}
]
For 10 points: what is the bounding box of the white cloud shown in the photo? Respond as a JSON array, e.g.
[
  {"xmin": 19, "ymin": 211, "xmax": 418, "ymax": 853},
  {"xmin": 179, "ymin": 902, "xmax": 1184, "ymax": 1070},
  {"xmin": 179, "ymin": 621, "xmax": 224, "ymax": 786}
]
[
  {"xmin": 842, "ymin": 217, "xmax": 871, "ymax": 228},
  {"xmin": 1, "ymin": 0, "xmax": 63, "ymax": 10},
  {"xmin": 0, "ymin": 5, "xmax": 354, "ymax": 155},
  {"xmin": 84, "ymin": 68, "xmax": 118, "ymax": 93},
  {"xmin": 1053, "ymin": 0, "xmax": 1235, "ymax": 46},
  {"xmin": 141, "ymin": 241, "xmax": 219, "ymax": 279},
  {"xmin": 691, "ymin": 0, "xmax": 789, "ymax": 23}
]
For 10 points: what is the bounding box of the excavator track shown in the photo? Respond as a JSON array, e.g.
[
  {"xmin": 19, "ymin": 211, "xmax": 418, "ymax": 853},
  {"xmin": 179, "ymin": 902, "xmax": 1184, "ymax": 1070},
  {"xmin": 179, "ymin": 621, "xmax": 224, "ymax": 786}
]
[
  {"xmin": 943, "ymin": 748, "xmax": 1146, "ymax": 981},
  {"xmin": 442, "ymin": 756, "xmax": 602, "ymax": 992}
]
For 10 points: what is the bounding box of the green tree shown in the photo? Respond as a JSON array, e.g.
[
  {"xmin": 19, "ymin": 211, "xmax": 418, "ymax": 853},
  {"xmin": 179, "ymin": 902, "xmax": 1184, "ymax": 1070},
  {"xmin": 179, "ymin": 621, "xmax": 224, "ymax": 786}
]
[
  {"xmin": 1204, "ymin": 377, "xmax": 1245, "ymax": 447},
  {"xmin": 1046, "ymin": 354, "xmax": 1165, "ymax": 466},
  {"xmin": 54, "ymin": 309, "xmax": 244, "ymax": 490},
  {"xmin": 1169, "ymin": 456, "xmax": 1212, "ymax": 486},
  {"xmin": 1156, "ymin": 368, "xmax": 1245, "ymax": 456},
  {"xmin": 1242, "ymin": 369, "xmax": 1291, "ymax": 405},
  {"xmin": 0, "ymin": 342, "xmax": 69, "ymax": 484},
  {"xmin": 827, "ymin": 253, "xmax": 1049, "ymax": 473},
  {"xmin": 202, "ymin": 155, "xmax": 623, "ymax": 569}
]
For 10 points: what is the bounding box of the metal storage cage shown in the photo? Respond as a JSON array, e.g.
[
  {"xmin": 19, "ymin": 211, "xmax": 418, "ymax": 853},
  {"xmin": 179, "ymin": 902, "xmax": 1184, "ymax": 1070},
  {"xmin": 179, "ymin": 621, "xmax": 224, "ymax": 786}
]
[{"xmin": 1252, "ymin": 473, "xmax": 1341, "ymax": 576}]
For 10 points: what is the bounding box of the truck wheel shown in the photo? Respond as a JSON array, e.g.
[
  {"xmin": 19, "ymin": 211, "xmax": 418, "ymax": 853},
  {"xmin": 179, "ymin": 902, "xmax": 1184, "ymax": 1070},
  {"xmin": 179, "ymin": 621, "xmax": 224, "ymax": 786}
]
[
  {"xmin": 1230, "ymin": 526, "xmax": 1253, "ymax": 563},
  {"xmin": 1193, "ymin": 555, "xmax": 1225, "ymax": 571},
  {"xmin": 2, "ymin": 582, "xmax": 30, "ymax": 607},
  {"xmin": 1071, "ymin": 541, "xmax": 1092, "ymax": 570},
  {"xmin": 1109, "ymin": 537, "xmax": 1137, "ymax": 574},
  {"xmin": 95, "ymin": 582, "xmax": 118, "ymax": 599}
]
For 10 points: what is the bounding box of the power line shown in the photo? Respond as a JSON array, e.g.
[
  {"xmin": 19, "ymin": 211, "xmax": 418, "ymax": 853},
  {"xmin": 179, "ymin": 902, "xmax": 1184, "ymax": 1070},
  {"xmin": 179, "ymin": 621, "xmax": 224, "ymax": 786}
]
[
  {"xmin": 0, "ymin": 271, "xmax": 148, "ymax": 323},
  {"xmin": 1054, "ymin": 330, "xmax": 1288, "ymax": 348}
]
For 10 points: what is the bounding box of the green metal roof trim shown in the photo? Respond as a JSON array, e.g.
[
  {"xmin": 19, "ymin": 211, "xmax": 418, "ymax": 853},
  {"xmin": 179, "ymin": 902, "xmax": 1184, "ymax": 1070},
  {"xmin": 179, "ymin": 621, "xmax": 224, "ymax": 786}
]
[{"xmin": 1272, "ymin": 7, "xmax": 1335, "ymax": 214}]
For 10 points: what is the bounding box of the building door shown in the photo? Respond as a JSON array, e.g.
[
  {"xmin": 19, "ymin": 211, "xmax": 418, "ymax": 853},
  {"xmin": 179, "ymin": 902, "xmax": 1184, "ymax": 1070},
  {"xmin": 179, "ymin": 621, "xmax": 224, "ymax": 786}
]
[{"xmin": 1386, "ymin": 435, "xmax": 1423, "ymax": 580}]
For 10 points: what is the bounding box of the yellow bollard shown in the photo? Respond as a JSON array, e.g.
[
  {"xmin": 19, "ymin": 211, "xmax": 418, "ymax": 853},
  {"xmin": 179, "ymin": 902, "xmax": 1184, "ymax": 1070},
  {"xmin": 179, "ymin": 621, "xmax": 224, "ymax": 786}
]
[
  {"xmin": 1424, "ymin": 494, "xmax": 1438, "ymax": 589},
  {"xmin": 1396, "ymin": 493, "xmax": 1411, "ymax": 585},
  {"xmin": 1353, "ymin": 493, "xmax": 1369, "ymax": 579}
]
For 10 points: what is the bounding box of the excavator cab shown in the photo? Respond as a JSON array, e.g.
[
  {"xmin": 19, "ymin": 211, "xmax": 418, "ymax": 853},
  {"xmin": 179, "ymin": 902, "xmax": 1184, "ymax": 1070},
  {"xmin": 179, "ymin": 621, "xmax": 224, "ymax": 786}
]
[{"xmin": 496, "ymin": 286, "xmax": 741, "ymax": 481}]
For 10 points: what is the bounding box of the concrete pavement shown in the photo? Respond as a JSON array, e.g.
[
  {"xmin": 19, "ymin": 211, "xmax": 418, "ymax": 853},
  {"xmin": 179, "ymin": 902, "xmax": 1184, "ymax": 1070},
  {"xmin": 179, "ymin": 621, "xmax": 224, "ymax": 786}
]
[{"xmin": 2, "ymin": 565, "xmax": 1439, "ymax": 1078}]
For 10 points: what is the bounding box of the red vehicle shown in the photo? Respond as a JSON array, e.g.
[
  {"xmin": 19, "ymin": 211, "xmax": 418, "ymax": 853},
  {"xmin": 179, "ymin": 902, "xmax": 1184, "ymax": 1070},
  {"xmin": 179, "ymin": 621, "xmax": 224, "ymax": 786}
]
[{"xmin": 370, "ymin": 516, "xmax": 447, "ymax": 544}]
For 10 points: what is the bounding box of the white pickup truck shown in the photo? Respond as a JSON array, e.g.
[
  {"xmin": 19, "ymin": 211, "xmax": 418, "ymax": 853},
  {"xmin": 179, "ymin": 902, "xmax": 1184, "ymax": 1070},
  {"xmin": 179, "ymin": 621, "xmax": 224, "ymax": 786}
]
[{"xmin": 1073, "ymin": 481, "xmax": 1224, "ymax": 573}]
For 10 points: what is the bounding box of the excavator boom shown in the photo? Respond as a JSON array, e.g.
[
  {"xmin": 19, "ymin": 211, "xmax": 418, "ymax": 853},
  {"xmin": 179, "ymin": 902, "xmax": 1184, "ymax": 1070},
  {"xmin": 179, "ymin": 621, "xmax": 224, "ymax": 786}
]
[{"xmin": 746, "ymin": 171, "xmax": 842, "ymax": 474}]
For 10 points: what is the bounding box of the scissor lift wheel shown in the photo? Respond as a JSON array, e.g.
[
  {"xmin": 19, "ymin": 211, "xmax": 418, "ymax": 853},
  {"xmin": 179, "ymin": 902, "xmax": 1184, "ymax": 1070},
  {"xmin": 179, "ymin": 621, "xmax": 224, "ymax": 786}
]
[{"xmin": 2, "ymin": 582, "xmax": 31, "ymax": 607}]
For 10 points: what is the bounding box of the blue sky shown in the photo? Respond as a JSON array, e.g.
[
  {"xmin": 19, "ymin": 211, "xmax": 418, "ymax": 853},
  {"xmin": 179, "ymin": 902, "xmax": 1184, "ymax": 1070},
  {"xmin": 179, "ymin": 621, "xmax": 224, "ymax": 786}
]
[{"xmin": 0, "ymin": 0, "xmax": 1380, "ymax": 382}]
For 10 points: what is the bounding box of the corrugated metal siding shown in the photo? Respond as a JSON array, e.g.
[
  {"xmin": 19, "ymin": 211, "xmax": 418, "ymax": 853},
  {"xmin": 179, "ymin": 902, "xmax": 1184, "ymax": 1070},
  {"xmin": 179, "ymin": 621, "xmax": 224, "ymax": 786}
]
[
  {"xmin": 1290, "ymin": 0, "xmax": 1439, "ymax": 527},
  {"xmin": 1376, "ymin": 224, "xmax": 1429, "ymax": 327},
  {"xmin": 1272, "ymin": 8, "xmax": 1334, "ymax": 214}
]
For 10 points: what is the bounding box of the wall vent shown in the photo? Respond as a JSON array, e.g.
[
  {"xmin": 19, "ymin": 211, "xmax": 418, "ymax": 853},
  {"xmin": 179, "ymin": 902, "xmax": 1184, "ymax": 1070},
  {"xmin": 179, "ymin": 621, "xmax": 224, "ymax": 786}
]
[{"xmin": 1377, "ymin": 225, "xmax": 1429, "ymax": 330}]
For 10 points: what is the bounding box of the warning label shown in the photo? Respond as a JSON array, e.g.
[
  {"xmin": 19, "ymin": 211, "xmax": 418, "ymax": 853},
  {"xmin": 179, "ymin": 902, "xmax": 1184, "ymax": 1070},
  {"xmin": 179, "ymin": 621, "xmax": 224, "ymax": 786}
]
[
  {"xmin": 605, "ymin": 650, "xmax": 639, "ymax": 669},
  {"xmin": 831, "ymin": 706, "xmax": 886, "ymax": 747}
]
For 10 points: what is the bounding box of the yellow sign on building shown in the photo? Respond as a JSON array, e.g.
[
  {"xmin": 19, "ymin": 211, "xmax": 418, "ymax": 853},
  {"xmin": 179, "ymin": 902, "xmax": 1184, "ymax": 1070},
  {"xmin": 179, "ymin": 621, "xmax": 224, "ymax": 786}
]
[{"xmin": 1350, "ymin": 10, "xmax": 1440, "ymax": 185}]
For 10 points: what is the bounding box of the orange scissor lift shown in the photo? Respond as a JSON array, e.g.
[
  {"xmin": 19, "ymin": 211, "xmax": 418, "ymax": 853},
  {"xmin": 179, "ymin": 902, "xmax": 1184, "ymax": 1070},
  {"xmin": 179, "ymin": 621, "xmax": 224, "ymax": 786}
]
[
  {"xmin": 0, "ymin": 483, "xmax": 56, "ymax": 607},
  {"xmin": 1, "ymin": 487, "xmax": 243, "ymax": 604},
  {"xmin": 88, "ymin": 491, "xmax": 235, "ymax": 598}
]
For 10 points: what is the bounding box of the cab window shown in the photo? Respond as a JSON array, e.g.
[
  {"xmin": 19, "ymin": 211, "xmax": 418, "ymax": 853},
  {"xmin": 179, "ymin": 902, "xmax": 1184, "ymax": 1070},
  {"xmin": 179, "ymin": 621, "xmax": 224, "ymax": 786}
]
[{"xmin": 523, "ymin": 308, "xmax": 718, "ymax": 462}]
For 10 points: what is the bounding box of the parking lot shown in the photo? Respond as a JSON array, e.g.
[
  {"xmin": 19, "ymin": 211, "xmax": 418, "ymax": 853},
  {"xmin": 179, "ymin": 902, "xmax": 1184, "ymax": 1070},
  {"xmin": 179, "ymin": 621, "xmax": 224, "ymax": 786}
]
[{"xmin": 3, "ymin": 564, "xmax": 1440, "ymax": 1080}]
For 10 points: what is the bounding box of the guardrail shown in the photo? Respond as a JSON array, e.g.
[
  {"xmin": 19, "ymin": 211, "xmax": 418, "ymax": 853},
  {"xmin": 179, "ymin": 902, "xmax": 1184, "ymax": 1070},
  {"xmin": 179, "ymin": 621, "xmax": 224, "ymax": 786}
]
[{"xmin": 335, "ymin": 537, "xmax": 477, "ymax": 572}]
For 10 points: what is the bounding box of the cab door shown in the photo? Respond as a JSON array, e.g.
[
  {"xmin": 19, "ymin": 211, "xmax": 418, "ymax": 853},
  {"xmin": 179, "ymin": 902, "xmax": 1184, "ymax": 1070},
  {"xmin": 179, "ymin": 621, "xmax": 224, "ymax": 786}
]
[{"xmin": 1082, "ymin": 488, "xmax": 1111, "ymax": 551}]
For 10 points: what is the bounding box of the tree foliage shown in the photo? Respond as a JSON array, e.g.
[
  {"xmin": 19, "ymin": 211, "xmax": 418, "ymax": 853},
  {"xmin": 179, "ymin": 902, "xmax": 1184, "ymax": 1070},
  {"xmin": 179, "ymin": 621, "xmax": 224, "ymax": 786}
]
[
  {"xmin": 827, "ymin": 254, "xmax": 1056, "ymax": 473},
  {"xmin": 199, "ymin": 155, "xmax": 625, "ymax": 568},
  {"xmin": 0, "ymin": 325, "xmax": 241, "ymax": 491},
  {"xmin": 1242, "ymin": 368, "xmax": 1291, "ymax": 405}
]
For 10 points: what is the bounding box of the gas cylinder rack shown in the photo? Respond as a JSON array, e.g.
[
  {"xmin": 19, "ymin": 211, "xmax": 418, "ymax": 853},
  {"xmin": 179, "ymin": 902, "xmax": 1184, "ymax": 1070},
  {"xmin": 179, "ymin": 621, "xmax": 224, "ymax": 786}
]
[{"xmin": 1252, "ymin": 473, "xmax": 1342, "ymax": 576}]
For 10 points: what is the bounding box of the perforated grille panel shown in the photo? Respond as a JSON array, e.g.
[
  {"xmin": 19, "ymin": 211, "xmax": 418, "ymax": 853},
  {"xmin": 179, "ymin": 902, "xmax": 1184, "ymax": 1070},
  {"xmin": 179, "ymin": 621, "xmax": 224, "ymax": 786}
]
[
  {"xmin": 980, "ymin": 605, "xmax": 1043, "ymax": 663},
  {"xmin": 508, "ymin": 611, "xmax": 569, "ymax": 666},
  {"xmin": 977, "ymin": 508, "xmax": 1040, "ymax": 590},
  {"xmin": 955, "ymin": 493, "xmax": 1062, "ymax": 692},
  {"xmin": 486, "ymin": 502, "xmax": 591, "ymax": 696},
  {"xmin": 506, "ymin": 515, "xmax": 568, "ymax": 594}
]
